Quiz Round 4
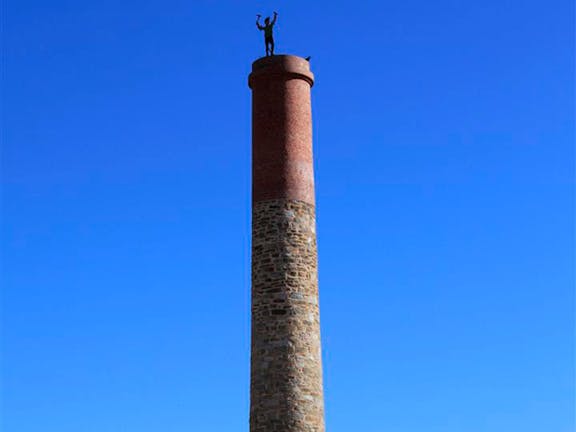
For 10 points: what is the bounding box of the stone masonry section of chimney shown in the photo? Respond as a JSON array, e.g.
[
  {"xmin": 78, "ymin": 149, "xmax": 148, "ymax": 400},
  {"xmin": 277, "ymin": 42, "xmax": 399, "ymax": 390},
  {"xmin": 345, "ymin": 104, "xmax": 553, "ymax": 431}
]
[{"xmin": 249, "ymin": 55, "xmax": 325, "ymax": 432}]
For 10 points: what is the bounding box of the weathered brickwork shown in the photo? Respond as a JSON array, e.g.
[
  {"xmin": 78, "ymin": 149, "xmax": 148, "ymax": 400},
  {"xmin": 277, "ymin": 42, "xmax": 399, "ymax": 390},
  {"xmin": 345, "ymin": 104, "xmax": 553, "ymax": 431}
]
[
  {"xmin": 249, "ymin": 54, "xmax": 325, "ymax": 432},
  {"xmin": 250, "ymin": 199, "xmax": 325, "ymax": 432}
]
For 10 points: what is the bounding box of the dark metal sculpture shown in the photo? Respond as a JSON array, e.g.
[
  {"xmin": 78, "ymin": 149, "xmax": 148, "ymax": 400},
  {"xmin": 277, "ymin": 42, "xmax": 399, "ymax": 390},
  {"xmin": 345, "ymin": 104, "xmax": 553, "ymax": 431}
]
[{"xmin": 256, "ymin": 12, "xmax": 278, "ymax": 56}]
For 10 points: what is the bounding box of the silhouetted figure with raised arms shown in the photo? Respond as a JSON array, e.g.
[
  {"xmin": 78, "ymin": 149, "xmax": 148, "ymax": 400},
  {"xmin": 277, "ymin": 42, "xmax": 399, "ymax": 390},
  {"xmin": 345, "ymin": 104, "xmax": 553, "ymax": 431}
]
[{"xmin": 256, "ymin": 12, "xmax": 278, "ymax": 56}]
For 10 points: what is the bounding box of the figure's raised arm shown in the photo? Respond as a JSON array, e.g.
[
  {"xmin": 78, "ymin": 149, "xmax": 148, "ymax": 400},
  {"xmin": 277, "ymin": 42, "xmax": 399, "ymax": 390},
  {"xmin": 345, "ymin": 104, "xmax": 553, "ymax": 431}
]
[
  {"xmin": 256, "ymin": 14, "xmax": 264, "ymax": 30},
  {"xmin": 272, "ymin": 11, "xmax": 278, "ymax": 25}
]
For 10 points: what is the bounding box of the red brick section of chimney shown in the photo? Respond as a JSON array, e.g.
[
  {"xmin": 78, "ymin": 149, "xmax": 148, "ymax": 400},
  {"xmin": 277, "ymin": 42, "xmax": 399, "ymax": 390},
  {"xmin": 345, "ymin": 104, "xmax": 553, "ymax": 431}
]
[{"xmin": 249, "ymin": 55, "xmax": 325, "ymax": 432}]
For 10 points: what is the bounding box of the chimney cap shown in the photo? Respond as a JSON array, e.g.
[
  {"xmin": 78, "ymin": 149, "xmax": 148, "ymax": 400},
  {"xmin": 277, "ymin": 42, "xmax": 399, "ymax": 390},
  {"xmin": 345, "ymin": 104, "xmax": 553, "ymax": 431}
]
[{"xmin": 249, "ymin": 54, "xmax": 314, "ymax": 88}]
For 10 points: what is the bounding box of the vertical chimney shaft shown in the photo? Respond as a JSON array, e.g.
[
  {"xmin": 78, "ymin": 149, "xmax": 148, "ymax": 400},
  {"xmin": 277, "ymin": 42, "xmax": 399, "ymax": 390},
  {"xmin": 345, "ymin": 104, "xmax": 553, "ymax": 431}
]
[{"xmin": 249, "ymin": 55, "xmax": 325, "ymax": 432}]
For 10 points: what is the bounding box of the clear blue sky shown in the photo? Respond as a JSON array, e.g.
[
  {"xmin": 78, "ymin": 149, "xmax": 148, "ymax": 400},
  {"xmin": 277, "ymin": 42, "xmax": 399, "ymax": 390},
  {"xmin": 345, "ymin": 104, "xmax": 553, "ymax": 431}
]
[{"xmin": 2, "ymin": 0, "xmax": 574, "ymax": 431}]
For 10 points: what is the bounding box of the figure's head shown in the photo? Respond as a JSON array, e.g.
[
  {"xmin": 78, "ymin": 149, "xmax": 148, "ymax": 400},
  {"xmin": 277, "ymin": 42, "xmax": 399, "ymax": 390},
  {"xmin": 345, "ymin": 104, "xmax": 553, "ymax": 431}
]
[{"xmin": 265, "ymin": 17, "xmax": 270, "ymax": 25}]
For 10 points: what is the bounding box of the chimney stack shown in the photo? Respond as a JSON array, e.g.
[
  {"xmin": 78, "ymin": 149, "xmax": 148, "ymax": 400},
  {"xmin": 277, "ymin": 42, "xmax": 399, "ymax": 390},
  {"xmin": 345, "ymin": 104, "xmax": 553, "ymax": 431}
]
[{"xmin": 248, "ymin": 55, "xmax": 325, "ymax": 432}]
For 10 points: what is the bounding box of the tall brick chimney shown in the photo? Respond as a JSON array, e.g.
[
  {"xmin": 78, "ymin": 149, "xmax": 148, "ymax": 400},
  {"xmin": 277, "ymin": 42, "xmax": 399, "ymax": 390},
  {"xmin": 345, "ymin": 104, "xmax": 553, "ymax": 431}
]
[{"xmin": 248, "ymin": 55, "xmax": 325, "ymax": 432}]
